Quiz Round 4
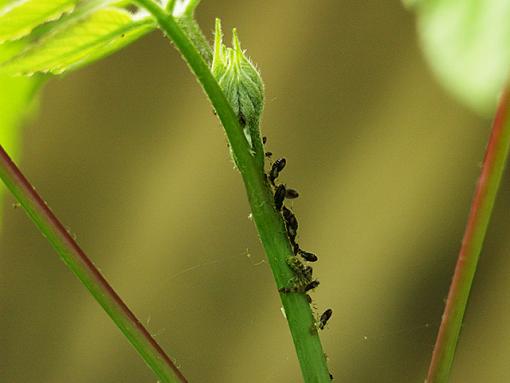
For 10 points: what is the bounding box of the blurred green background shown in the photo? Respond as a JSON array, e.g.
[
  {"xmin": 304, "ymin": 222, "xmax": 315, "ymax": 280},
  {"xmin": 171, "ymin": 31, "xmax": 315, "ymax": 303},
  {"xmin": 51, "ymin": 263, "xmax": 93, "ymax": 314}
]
[{"xmin": 1, "ymin": 1, "xmax": 510, "ymax": 382}]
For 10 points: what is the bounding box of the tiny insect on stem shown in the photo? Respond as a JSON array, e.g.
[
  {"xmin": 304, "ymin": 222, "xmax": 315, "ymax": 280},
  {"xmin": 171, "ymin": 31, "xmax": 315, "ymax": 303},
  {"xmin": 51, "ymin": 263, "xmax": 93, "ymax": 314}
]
[
  {"xmin": 285, "ymin": 188, "xmax": 299, "ymax": 199},
  {"xmin": 274, "ymin": 184, "xmax": 286, "ymax": 210},
  {"xmin": 298, "ymin": 250, "xmax": 318, "ymax": 262},
  {"xmin": 269, "ymin": 158, "xmax": 286, "ymax": 185},
  {"xmin": 318, "ymin": 309, "xmax": 333, "ymax": 330},
  {"xmin": 304, "ymin": 280, "xmax": 320, "ymax": 292}
]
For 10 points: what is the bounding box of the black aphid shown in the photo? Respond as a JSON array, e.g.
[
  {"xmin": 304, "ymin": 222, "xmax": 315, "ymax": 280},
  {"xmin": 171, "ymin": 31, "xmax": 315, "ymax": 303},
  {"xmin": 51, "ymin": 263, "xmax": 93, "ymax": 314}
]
[
  {"xmin": 303, "ymin": 265, "xmax": 313, "ymax": 281},
  {"xmin": 304, "ymin": 279, "xmax": 320, "ymax": 292},
  {"xmin": 283, "ymin": 207, "xmax": 298, "ymax": 229},
  {"xmin": 279, "ymin": 280, "xmax": 318, "ymax": 293},
  {"xmin": 282, "ymin": 206, "xmax": 298, "ymax": 238},
  {"xmin": 269, "ymin": 158, "xmax": 286, "ymax": 184},
  {"xmin": 298, "ymin": 250, "xmax": 318, "ymax": 262},
  {"xmin": 273, "ymin": 158, "xmax": 286, "ymax": 172},
  {"xmin": 329, "ymin": 373, "xmax": 334, "ymax": 380},
  {"xmin": 286, "ymin": 257, "xmax": 310, "ymax": 280},
  {"xmin": 262, "ymin": 136, "xmax": 267, "ymax": 144},
  {"xmin": 274, "ymin": 184, "xmax": 286, "ymax": 210},
  {"xmin": 318, "ymin": 308, "xmax": 333, "ymax": 330},
  {"xmin": 287, "ymin": 224, "xmax": 297, "ymax": 239},
  {"xmin": 265, "ymin": 151, "xmax": 273, "ymax": 158},
  {"xmin": 287, "ymin": 215, "xmax": 298, "ymax": 233},
  {"xmin": 285, "ymin": 188, "xmax": 299, "ymax": 199},
  {"xmin": 279, "ymin": 284, "xmax": 309, "ymax": 293}
]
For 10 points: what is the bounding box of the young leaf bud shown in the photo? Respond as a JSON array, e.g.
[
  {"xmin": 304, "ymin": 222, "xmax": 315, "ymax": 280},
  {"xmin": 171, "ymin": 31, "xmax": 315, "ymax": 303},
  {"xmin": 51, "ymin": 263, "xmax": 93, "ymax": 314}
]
[
  {"xmin": 211, "ymin": 18, "xmax": 227, "ymax": 79},
  {"xmin": 211, "ymin": 19, "xmax": 265, "ymax": 164}
]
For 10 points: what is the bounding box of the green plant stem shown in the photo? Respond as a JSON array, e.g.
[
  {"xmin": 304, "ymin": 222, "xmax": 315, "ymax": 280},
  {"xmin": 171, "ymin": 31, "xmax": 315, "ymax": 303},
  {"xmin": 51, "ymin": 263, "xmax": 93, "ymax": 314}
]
[
  {"xmin": 0, "ymin": 145, "xmax": 187, "ymax": 383},
  {"xmin": 165, "ymin": 0, "xmax": 176, "ymax": 13},
  {"xmin": 426, "ymin": 89, "xmax": 510, "ymax": 383},
  {"xmin": 183, "ymin": 0, "xmax": 201, "ymax": 15},
  {"xmin": 133, "ymin": 0, "xmax": 331, "ymax": 381}
]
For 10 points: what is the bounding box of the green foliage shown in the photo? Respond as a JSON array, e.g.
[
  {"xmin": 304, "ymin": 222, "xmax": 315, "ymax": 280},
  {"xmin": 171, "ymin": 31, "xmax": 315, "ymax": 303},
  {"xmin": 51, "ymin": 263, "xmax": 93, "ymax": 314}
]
[
  {"xmin": 0, "ymin": 0, "xmax": 78, "ymax": 43},
  {"xmin": 408, "ymin": 0, "xmax": 510, "ymax": 115},
  {"xmin": 0, "ymin": 0, "xmax": 154, "ymax": 220},
  {"xmin": 0, "ymin": 6, "xmax": 155, "ymax": 75}
]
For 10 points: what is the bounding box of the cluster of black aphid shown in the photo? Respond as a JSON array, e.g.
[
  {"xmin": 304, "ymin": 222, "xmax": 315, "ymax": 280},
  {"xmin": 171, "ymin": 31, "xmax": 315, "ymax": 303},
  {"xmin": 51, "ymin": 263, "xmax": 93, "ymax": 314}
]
[
  {"xmin": 263, "ymin": 137, "xmax": 333, "ymax": 334},
  {"xmin": 263, "ymin": 137, "xmax": 334, "ymax": 379}
]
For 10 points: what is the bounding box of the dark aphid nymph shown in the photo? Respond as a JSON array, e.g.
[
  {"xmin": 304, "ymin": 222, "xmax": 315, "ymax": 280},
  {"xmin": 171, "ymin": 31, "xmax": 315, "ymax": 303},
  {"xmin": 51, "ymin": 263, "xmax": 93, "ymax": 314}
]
[
  {"xmin": 274, "ymin": 184, "xmax": 286, "ymax": 210},
  {"xmin": 298, "ymin": 249, "xmax": 318, "ymax": 262},
  {"xmin": 269, "ymin": 158, "xmax": 286, "ymax": 185},
  {"xmin": 318, "ymin": 308, "xmax": 333, "ymax": 330},
  {"xmin": 285, "ymin": 188, "xmax": 299, "ymax": 199}
]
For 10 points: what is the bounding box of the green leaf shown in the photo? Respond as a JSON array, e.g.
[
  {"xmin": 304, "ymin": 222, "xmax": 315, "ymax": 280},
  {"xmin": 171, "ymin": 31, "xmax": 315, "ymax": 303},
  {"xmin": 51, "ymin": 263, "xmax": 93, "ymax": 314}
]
[
  {"xmin": 0, "ymin": 0, "xmax": 78, "ymax": 43},
  {"xmin": 409, "ymin": 0, "xmax": 510, "ymax": 115},
  {"xmin": 0, "ymin": 38, "xmax": 26, "ymax": 61},
  {"xmin": 1, "ymin": 7, "xmax": 156, "ymax": 75}
]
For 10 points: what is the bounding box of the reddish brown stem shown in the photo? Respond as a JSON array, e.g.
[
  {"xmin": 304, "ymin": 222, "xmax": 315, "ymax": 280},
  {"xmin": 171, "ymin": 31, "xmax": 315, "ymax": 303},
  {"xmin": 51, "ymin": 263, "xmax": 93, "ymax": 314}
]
[
  {"xmin": 426, "ymin": 89, "xmax": 510, "ymax": 382},
  {"xmin": 0, "ymin": 145, "xmax": 187, "ymax": 383}
]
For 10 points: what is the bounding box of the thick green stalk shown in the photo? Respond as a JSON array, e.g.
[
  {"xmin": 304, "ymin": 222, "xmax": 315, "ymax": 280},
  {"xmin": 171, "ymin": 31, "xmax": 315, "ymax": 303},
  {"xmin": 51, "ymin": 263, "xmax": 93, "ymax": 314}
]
[
  {"xmin": 426, "ymin": 89, "xmax": 510, "ymax": 382},
  {"xmin": 133, "ymin": 1, "xmax": 331, "ymax": 381},
  {"xmin": 0, "ymin": 145, "xmax": 187, "ymax": 383}
]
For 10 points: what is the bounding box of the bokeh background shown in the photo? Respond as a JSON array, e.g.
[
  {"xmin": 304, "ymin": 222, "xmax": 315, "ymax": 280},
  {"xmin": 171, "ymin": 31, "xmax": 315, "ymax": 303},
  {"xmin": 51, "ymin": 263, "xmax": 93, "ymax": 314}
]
[{"xmin": 1, "ymin": 1, "xmax": 510, "ymax": 382}]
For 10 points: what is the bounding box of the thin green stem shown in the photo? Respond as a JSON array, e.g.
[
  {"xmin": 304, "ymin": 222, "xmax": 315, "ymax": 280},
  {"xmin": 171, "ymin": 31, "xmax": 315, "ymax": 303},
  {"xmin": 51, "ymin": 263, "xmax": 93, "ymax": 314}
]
[
  {"xmin": 183, "ymin": 0, "xmax": 201, "ymax": 15},
  {"xmin": 133, "ymin": 1, "xmax": 331, "ymax": 381},
  {"xmin": 165, "ymin": 0, "xmax": 200, "ymax": 16},
  {"xmin": 165, "ymin": 0, "xmax": 176, "ymax": 13},
  {"xmin": 0, "ymin": 145, "xmax": 187, "ymax": 383},
  {"xmin": 426, "ymin": 89, "xmax": 510, "ymax": 383}
]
